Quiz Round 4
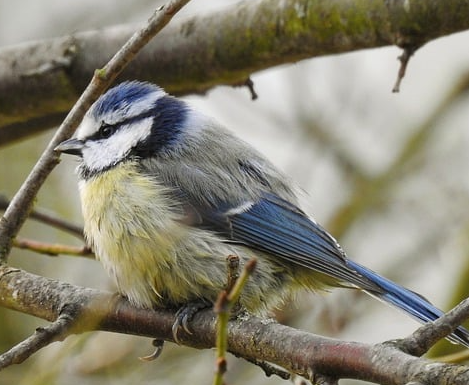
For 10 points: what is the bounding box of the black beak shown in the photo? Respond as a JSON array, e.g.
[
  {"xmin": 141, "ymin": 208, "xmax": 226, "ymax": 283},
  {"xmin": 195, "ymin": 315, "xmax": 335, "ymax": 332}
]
[{"xmin": 55, "ymin": 138, "xmax": 85, "ymax": 157}]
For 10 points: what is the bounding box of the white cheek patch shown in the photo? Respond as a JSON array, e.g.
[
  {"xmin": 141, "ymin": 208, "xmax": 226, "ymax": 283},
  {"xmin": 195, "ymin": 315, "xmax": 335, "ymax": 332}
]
[{"xmin": 82, "ymin": 117, "xmax": 153, "ymax": 172}]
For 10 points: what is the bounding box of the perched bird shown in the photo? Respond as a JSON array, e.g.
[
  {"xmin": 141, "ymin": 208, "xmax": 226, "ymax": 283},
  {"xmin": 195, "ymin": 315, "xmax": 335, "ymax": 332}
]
[{"xmin": 56, "ymin": 81, "xmax": 469, "ymax": 347}]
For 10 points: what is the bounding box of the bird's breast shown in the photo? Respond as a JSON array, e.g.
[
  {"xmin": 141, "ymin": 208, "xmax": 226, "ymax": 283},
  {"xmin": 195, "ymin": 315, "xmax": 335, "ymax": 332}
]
[{"xmin": 78, "ymin": 162, "xmax": 186, "ymax": 307}]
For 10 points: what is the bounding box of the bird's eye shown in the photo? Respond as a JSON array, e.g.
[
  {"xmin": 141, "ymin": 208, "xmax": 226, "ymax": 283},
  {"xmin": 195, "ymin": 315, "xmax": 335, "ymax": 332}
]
[{"xmin": 99, "ymin": 122, "xmax": 115, "ymax": 139}]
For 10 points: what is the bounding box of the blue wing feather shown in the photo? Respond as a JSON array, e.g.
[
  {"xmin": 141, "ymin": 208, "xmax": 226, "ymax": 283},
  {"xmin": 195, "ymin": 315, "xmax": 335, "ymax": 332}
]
[
  {"xmin": 194, "ymin": 192, "xmax": 469, "ymax": 347},
  {"xmin": 197, "ymin": 192, "xmax": 381, "ymax": 291}
]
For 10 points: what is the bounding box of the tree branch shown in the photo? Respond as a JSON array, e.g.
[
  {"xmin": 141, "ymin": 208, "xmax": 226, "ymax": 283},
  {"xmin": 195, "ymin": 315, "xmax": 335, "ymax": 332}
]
[
  {"xmin": 0, "ymin": 308, "xmax": 78, "ymax": 369},
  {"xmin": 12, "ymin": 237, "xmax": 92, "ymax": 257},
  {"xmin": 2, "ymin": 0, "xmax": 469, "ymax": 144},
  {"xmin": 399, "ymin": 297, "xmax": 469, "ymax": 357},
  {"xmin": 1, "ymin": 265, "xmax": 469, "ymax": 385}
]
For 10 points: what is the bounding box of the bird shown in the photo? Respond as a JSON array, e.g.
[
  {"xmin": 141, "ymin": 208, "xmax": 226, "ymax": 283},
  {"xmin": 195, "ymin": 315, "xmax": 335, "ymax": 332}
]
[{"xmin": 55, "ymin": 81, "xmax": 469, "ymax": 347}]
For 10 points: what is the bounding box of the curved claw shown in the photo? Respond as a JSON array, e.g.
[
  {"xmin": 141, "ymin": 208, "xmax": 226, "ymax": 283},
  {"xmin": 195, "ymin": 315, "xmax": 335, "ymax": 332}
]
[
  {"xmin": 181, "ymin": 311, "xmax": 193, "ymax": 334},
  {"xmin": 171, "ymin": 316, "xmax": 184, "ymax": 345},
  {"xmin": 139, "ymin": 339, "xmax": 165, "ymax": 361},
  {"xmin": 171, "ymin": 300, "xmax": 211, "ymax": 344}
]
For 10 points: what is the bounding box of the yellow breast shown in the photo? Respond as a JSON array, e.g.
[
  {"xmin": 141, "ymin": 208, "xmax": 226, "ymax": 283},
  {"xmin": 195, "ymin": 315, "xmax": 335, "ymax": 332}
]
[{"xmin": 79, "ymin": 162, "xmax": 185, "ymax": 307}]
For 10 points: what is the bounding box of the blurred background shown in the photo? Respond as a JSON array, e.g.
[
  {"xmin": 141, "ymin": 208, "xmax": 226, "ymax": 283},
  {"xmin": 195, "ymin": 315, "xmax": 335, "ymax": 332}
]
[{"xmin": 2, "ymin": 1, "xmax": 469, "ymax": 384}]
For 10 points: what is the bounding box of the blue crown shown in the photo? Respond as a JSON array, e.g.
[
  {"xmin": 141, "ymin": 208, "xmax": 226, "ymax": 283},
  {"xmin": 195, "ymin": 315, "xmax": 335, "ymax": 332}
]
[{"xmin": 92, "ymin": 81, "xmax": 164, "ymax": 118}]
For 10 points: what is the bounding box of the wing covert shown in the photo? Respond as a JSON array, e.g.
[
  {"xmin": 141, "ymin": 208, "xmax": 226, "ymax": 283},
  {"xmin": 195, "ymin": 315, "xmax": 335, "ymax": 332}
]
[{"xmin": 189, "ymin": 192, "xmax": 381, "ymax": 292}]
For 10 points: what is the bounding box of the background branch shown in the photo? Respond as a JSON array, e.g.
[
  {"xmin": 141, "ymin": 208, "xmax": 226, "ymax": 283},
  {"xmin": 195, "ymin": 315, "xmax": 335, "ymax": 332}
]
[
  {"xmin": 2, "ymin": 0, "xmax": 469, "ymax": 145},
  {"xmin": 12, "ymin": 238, "xmax": 92, "ymax": 257},
  {"xmin": 327, "ymin": 71, "xmax": 469, "ymax": 238},
  {"xmin": 0, "ymin": 194, "xmax": 84, "ymax": 239}
]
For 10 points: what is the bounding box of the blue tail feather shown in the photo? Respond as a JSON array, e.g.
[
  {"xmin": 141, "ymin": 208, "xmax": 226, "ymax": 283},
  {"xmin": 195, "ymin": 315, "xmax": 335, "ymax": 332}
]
[{"xmin": 346, "ymin": 259, "xmax": 469, "ymax": 348}]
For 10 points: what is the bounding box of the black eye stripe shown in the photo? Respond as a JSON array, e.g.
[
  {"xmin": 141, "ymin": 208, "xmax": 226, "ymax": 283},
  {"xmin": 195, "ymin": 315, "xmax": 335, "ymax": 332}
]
[{"xmin": 87, "ymin": 109, "xmax": 156, "ymax": 142}]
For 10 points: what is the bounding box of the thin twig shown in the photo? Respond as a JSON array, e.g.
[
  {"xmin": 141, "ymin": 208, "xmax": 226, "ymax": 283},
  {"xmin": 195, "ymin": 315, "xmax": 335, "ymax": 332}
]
[
  {"xmin": 0, "ymin": 195, "xmax": 84, "ymax": 239},
  {"xmin": 226, "ymin": 255, "xmax": 240, "ymax": 294},
  {"xmin": 227, "ymin": 259, "xmax": 257, "ymax": 304},
  {"xmin": 399, "ymin": 297, "xmax": 469, "ymax": 356},
  {"xmin": 233, "ymin": 77, "xmax": 258, "ymax": 100},
  {"xmin": 13, "ymin": 237, "xmax": 93, "ymax": 258},
  {"xmin": 392, "ymin": 46, "xmax": 418, "ymax": 93},
  {"xmin": 213, "ymin": 258, "xmax": 257, "ymax": 385},
  {"xmin": 0, "ymin": 311, "xmax": 76, "ymax": 369},
  {"xmin": 0, "ymin": 0, "xmax": 192, "ymax": 263}
]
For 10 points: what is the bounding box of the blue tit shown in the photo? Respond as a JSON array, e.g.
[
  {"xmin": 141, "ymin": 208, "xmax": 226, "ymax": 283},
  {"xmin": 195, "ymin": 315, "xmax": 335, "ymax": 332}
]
[{"xmin": 55, "ymin": 81, "xmax": 469, "ymax": 347}]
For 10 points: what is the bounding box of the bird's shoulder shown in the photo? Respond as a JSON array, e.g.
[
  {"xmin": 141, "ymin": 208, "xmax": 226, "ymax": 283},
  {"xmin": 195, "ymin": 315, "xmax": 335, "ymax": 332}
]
[{"xmin": 137, "ymin": 121, "xmax": 297, "ymax": 208}]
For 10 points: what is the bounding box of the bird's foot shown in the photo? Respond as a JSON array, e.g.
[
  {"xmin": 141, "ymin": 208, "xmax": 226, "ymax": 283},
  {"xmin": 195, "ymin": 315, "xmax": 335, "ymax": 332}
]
[{"xmin": 172, "ymin": 300, "xmax": 211, "ymax": 344}]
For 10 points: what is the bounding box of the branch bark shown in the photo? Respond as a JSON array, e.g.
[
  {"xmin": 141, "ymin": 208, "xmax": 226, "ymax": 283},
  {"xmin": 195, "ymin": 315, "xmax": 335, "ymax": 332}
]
[
  {"xmin": 2, "ymin": 0, "xmax": 469, "ymax": 145},
  {"xmin": 0, "ymin": 265, "xmax": 468, "ymax": 385}
]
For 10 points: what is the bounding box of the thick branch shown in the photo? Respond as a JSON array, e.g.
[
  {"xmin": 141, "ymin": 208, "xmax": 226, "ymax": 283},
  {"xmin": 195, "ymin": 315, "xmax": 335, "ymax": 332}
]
[
  {"xmin": 0, "ymin": 265, "xmax": 468, "ymax": 385},
  {"xmin": 2, "ymin": 0, "xmax": 469, "ymax": 144}
]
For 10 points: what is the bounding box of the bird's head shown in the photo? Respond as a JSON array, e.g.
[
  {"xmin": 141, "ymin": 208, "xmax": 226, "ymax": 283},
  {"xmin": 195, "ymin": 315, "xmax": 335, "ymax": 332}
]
[{"xmin": 55, "ymin": 81, "xmax": 190, "ymax": 177}]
